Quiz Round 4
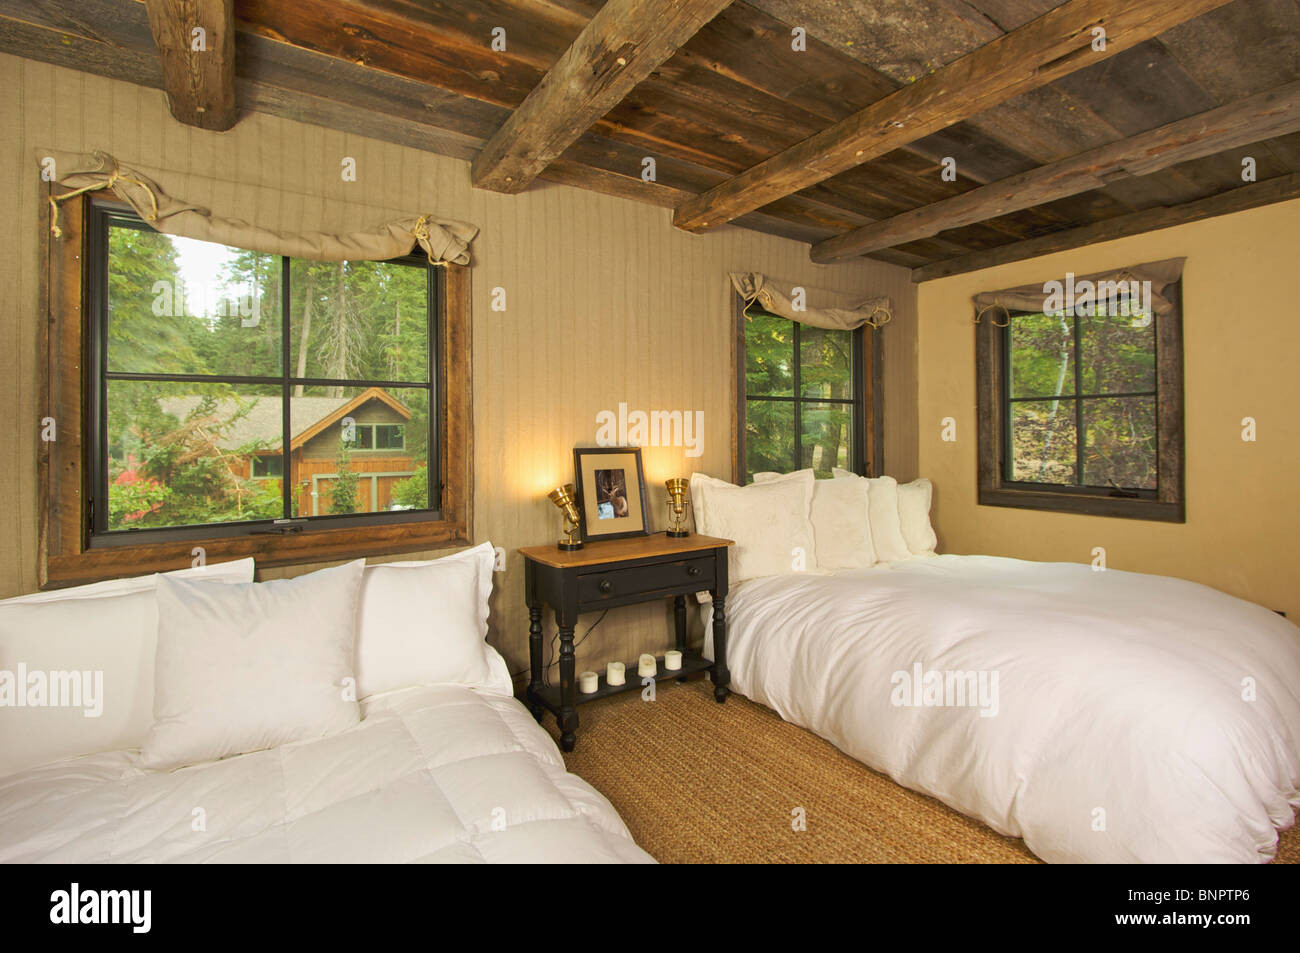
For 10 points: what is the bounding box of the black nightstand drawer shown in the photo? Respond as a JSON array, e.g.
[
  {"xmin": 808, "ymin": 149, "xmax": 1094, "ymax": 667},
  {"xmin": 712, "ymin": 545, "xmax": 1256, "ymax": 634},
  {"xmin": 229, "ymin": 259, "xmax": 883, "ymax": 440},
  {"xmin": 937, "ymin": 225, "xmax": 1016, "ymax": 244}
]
[{"xmin": 579, "ymin": 556, "xmax": 714, "ymax": 602}]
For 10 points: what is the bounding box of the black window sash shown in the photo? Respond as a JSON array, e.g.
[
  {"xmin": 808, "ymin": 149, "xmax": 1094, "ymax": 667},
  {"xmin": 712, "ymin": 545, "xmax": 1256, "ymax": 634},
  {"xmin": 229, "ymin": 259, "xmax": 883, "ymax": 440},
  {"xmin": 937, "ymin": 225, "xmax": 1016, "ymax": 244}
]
[
  {"xmin": 740, "ymin": 306, "xmax": 866, "ymax": 479},
  {"xmin": 87, "ymin": 202, "xmax": 442, "ymax": 545},
  {"xmin": 999, "ymin": 308, "xmax": 1159, "ymax": 497}
]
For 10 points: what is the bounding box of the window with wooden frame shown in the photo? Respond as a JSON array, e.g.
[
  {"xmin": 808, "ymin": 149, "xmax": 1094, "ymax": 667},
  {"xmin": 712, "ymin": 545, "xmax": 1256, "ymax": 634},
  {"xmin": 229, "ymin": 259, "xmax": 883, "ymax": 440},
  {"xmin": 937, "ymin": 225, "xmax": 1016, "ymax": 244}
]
[
  {"xmin": 40, "ymin": 191, "xmax": 473, "ymax": 588},
  {"xmin": 732, "ymin": 296, "xmax": 882, "ymax": 483},
  {"xmin": 975, "ymin": 275, "xmax": 1184, "ymax": 521}
]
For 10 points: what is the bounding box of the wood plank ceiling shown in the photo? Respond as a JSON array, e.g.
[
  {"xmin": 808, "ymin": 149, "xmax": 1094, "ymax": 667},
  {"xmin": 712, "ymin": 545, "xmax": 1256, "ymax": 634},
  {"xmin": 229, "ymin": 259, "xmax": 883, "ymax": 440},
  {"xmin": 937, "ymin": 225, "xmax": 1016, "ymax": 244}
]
[{"xmin": 2, "ymin": 0, "xmax": 1297, "ymax": 279}]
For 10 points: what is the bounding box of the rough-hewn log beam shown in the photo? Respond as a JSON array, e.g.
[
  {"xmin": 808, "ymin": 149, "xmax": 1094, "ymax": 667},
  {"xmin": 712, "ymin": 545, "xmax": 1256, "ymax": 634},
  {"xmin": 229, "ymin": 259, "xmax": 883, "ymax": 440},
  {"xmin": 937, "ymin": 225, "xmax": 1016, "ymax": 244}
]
[
  {"xmin": 0, "ymin": 0, "xmax": 847, "ymax": 246},
  {"xmin": 813, "ymin": 80, "xmax": 1300, "ymax": 262},
  {"xmin": 672, "ymin": 0, "xmax": 1235, "ymax": 232},
  {"xmin": 143, "ymin": 0, "xmax": 237, "ymax": 130},
  {"xmin": 911, "ymin": 173, "xmax": 1300, "ymax": 282},
  {"xmin": 470, "ymin": 0, "xmax": 732, "ymax": 193}
]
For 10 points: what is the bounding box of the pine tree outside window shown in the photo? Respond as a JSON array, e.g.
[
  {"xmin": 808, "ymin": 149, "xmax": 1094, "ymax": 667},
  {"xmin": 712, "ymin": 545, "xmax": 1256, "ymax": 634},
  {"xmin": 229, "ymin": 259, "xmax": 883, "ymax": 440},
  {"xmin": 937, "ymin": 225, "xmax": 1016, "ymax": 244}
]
[
  {"xmin": 737, "ymin": 303, "xmax": 869, "ymax": 481},
  {"xmin": 88, "ymin": 202, "xmax": 439, "ymax": 542}
]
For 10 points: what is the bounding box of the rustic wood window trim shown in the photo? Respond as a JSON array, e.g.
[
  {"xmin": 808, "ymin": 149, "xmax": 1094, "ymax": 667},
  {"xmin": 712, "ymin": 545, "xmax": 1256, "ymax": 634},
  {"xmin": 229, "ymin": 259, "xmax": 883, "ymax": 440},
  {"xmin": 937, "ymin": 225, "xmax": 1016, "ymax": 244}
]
[
  {"xmin": 39, "ymin": 190, "xmax": 474, "ymax": 588},
  {"xmin": 730, "ymin": 293, "xmax": 883, "ymax": 483},
  {"xmin": 975, "ymin": 282, "xmax": 1185, "ymax": 523}
]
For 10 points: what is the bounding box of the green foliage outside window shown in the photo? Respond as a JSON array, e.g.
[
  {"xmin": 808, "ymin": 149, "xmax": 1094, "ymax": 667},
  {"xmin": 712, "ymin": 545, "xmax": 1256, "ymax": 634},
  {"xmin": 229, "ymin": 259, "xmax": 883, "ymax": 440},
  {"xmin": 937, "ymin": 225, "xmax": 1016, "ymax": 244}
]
[
  {"xmin": 390, "ymin": 463, "xmax": 429, "ymax": 510},
  {"xmin": 1006, "ymin": 307, "xmax": 1156, "ymax": 491},
  {"xmin": 328, "ymin": 438, "xmax": 360, "ymax": 515},
  {"xmin": 744, "ymin": 309, "xmax": 856, "ymax": 479},
  {"xmin": 99, "ymin": 216, "xmax": 434, "ymax": 533}
]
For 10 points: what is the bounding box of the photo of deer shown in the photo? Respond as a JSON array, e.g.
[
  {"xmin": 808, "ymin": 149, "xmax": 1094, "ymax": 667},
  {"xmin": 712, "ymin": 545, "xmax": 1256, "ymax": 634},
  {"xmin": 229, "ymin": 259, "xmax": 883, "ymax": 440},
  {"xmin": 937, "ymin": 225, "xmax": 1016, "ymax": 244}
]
[{"xmin": 594, "ymin": 468, "xmax": 630, "ymax": 520}]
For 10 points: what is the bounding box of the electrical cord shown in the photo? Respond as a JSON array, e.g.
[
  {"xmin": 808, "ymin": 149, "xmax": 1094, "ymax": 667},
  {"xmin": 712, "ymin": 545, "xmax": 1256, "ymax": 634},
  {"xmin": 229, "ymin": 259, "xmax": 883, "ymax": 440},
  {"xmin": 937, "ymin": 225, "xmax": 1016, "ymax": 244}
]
[{"xmin": 540, "ymin": 610, "xmax": 609, "ymax": 688}]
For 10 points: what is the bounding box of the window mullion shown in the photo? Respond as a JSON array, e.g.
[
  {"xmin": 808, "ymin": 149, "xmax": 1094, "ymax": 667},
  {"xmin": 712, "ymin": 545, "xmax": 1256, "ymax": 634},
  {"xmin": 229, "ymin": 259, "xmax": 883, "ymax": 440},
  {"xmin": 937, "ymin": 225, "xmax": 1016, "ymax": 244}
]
[
  {"xmin": 792, "ymin": 322, "xmax": 802, "ymax": 471},
  {"xmin": 1002, "ymin": 319, "xmax": 1013, "ymax": 484},
  {"xmin": 429, "ymin": 264, "xmax": 441, "ymax": 510},
  {"xmin": 280, "ymin": 255, "xmax": 292, "ymax": 520},
  {"xmin": 1072, "ymin": 311, "xmax": 1085, "ymax": 486}
]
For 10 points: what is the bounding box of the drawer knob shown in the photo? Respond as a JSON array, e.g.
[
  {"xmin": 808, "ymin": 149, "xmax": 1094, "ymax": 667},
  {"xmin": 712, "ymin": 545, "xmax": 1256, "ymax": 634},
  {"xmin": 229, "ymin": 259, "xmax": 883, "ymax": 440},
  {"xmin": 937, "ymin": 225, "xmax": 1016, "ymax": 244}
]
[
  {"xmin": 599, "ymin": 580, "xmax": 613, "ymax": 593},
  {"xmin": 686, "ymin": 565, "xmax": 701, "ymax": 577}
]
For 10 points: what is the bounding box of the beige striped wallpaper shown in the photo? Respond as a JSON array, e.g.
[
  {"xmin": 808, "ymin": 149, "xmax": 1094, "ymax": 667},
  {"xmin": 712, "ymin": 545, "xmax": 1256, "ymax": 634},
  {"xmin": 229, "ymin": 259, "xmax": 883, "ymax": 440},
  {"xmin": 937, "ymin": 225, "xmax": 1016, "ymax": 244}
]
[{"xmin": 0, "ymin": 54, "xmax": 919, "ymax": 678}]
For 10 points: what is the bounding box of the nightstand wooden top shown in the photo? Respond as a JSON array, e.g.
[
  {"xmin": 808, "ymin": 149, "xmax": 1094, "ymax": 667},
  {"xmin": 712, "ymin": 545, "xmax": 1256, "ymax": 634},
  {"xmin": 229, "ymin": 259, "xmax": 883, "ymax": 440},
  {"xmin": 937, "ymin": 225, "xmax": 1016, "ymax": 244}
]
[{"xmin": 519, "ymin": 532, "xmax": 733, "ymax": 568}]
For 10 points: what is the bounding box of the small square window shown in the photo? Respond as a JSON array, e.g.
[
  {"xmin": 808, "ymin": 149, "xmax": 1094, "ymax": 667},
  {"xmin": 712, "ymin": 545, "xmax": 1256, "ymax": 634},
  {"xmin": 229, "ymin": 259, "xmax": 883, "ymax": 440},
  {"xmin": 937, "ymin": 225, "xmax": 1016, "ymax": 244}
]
[
  {"xmin": 375, "ymin": 425, "xmax": 405, "ymax": 450},
  {"xmin": 975, "ymin": 267, "xmax": 1184, "ymax": 522},
  {"xmin": 252, "ymin": 455, "xmax": 284, "ymax": 479}
]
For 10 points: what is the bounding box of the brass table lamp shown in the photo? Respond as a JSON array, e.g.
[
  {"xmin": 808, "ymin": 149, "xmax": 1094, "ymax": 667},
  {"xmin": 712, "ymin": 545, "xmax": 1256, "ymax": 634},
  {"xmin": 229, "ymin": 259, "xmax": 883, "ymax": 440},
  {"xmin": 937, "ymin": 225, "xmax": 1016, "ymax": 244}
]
[
  {"xmin": 665, "ymin": 477, "xmax": 690, "ymax": 538},
  {"xmin": 548, "ymin": 484, "xmax": 583, "ymax": 551}
]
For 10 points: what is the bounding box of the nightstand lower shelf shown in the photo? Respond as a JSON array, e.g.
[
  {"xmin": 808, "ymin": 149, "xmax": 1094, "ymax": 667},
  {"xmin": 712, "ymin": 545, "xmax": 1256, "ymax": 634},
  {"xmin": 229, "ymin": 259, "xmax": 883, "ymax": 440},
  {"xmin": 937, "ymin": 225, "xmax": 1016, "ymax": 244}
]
[{"xmin": 531, "ymin": 650, "xmax": 712, "ymax": 711}]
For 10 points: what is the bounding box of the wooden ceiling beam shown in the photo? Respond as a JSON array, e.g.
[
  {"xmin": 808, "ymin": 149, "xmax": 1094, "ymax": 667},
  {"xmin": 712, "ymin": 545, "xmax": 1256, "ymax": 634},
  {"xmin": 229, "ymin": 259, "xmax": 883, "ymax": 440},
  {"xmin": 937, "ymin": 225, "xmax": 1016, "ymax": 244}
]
[
  {"xmin": 911, "ymin": 173, "xmax": 1300, "ymax": 282},
  {"xmin": 671, "ymin": 0, "xmax": 1236, "ymax": 233},
  {"xmin": 0, "ymin": 0, "xmax": 868, "ymax": 247},
  {"xmin": 812, "ymin": 80, "xmax": 1300, "ymax": 262},
  {"xmin": 143, "ymin": 0, "xmax": 237, "ymax": 130},
  {"xmin": 470, "ymin": 0, "xmax": 733, "ymax": 193}
]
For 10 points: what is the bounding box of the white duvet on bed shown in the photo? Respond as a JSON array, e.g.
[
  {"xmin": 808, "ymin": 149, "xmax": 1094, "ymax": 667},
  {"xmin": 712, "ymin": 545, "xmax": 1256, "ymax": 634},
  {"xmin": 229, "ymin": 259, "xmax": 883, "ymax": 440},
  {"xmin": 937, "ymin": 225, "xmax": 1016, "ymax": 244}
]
[
  {"xmin": 706, "ymin": 555, "xmax": 1300, "ymax": 863},
  {"xmin": 0, "ymin": 684, "xmax": 653, "ymax": 864}
]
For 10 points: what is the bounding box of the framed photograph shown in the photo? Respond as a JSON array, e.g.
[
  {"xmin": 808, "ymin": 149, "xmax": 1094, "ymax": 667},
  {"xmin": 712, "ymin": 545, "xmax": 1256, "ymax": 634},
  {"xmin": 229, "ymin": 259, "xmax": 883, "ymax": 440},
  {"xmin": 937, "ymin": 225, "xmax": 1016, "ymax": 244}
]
[{"xmin": 572, "ymin": 446, "xmax": 650, "ymax": 542}]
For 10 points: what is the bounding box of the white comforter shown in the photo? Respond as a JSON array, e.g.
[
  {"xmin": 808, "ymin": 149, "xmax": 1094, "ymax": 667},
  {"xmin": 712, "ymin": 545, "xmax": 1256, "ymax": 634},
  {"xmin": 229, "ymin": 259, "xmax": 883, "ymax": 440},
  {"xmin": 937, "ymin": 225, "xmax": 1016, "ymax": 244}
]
[
  {"xmin": 0, "ymin": 684, "xmax": 653, "ymax": 864},
  {"xmin": 707, "ymin": 555, "xmax": 1300, "ymax": 863}
]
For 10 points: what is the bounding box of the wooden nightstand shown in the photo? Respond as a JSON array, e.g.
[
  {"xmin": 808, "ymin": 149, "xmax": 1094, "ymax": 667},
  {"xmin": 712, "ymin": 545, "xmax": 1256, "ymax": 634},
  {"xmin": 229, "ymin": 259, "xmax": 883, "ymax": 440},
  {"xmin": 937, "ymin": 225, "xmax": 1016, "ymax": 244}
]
[{"xmin": 520, "ymin": 533, "xmax": 734, "ymax": 751}]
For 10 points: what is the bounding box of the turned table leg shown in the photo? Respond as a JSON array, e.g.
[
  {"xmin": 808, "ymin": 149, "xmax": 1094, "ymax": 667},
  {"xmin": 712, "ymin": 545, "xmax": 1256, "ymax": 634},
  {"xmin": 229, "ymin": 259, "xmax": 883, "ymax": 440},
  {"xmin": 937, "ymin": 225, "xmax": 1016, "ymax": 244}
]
[
  {"xmin": 526, "ymin": 604, "xmax": 544, "ymax": 721},
  {"xmin": 674, "ymin": 594, "xmax": 689, "ymax": 683},
  {"xmin": 711, "ymin": 592, "xmax": 729, "ymax": 703},
  {"xmin": 525, "ymin": 560, "xmax": 545, "ymax": 721},
  {"xmin": 556, "ymin": 609, "xmax": 579, "ymax": 751}
]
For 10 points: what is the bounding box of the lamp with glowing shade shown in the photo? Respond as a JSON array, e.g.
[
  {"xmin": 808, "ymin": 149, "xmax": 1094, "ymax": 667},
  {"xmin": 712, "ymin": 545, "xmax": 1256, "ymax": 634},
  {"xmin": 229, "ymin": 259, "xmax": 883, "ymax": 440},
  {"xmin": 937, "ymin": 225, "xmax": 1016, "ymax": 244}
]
[{"xmin": 547, "ymin": 484, "xmax": 583, "ymax": 551}]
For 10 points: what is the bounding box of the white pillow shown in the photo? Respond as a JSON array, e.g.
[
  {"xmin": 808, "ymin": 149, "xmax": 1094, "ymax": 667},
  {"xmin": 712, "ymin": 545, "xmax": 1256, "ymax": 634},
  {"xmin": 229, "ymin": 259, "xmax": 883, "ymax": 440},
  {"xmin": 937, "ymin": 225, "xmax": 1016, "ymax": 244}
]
[
  {"xmin": 692, "ymin": 469, "xmax": 800, "ymax": 537},
  {"xmin": 897, "ymin": 478, "xmax": 938, "ymax": 557},
  {"xmin": 357, "ymin": 542, "xmax": 510, "ymax": 698},
  {"xmin": 754, "ymin": 470, "xmax": 876, "ymax": 570},
  {"xmin": 833, "ymin": 469, "xmax": 911, "ymax": 562},
  {"xmin": 0, "ymin": 557, "xmax": 254, "ymax": 605},
  {"xmin": 691, "ymin": 470, "xmax": 817, "ymax": 581},
  {"xmin": 692, "ymin": 468, "xmax": 808, "ymax": 535},
  {"xmin": 688, "ymin": 470, "xmax": 727, "ymax": 536},
  {"xmin": 750, "ymin": 470, "xmax": 807, "ymax": 483},
  {"xmin": 0, "ymin": 559, "xmax": 255, "ymax": 778},
  {"xmin": 140, "ymin": 560, "xmax": 365, "ymax": 770}
]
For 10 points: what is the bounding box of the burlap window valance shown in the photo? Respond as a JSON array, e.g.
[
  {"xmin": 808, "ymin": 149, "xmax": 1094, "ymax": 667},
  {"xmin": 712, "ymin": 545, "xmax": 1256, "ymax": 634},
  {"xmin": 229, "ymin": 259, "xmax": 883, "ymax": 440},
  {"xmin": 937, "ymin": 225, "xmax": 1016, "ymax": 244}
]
[
  {"xmin": 972, "ymin": 258, "xmax": 1186, "ymax": 325},
  {"xmin": 39, "ymin": 149, "xmax": 479, "ymax": 265},
  {"xmin": 729, "ymin": 272, "xmax": 892, "ymax": 330}
]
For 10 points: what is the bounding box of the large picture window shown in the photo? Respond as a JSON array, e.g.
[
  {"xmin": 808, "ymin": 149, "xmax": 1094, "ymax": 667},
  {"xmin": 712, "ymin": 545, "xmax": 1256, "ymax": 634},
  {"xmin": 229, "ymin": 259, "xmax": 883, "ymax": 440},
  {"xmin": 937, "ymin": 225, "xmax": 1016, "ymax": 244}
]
[
  {"xmin": 736, "ymin": 302, "xmax": 873, "ymax": 481},
  {"xmin": 40, "ymin": 190, "xmax": 473, "ymax": 587},
  {"xmin": 89, "ymin": 203, "xmax": 438, "ymax": 543}
]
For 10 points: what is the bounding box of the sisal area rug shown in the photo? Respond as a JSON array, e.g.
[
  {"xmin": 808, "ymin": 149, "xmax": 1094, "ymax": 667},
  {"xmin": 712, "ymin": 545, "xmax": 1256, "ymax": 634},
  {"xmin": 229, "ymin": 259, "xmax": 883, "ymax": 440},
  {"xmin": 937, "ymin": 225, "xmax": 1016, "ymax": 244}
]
[{"xmin": 548, "ymin": 677, "xmax": 1298, "ymax": 865}]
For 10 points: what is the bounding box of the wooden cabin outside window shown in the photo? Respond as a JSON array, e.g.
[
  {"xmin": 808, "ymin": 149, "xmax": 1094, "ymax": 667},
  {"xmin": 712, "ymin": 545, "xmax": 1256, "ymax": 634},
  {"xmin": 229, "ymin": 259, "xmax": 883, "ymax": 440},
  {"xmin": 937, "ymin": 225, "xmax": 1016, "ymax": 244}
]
[
  {"xmin": 975, "ymin": 279, "xmax": 1185, "ymax": 522},
  {"xmin": 39, "ymin": 191, "xmax": 474, "ymax": 587}
]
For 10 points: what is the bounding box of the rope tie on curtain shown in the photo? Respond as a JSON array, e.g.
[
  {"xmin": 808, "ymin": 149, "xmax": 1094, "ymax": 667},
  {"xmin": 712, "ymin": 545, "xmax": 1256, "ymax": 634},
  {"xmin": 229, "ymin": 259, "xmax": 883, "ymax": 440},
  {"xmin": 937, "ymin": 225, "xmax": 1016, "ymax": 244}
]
[
  {"xmin": 974, "ymin": 300, "xmax": 1011, "ymax": 327},
  {"xmin": 48, "ymin": 161, "xmax": 161, "ymax": 238},
  {"xmin": 864, "ymin": 304, "xmax": 892, "ymax": 329},
  {"xmin": 410, "ymin": 216, "xmax": 449, "ymax": 267}
]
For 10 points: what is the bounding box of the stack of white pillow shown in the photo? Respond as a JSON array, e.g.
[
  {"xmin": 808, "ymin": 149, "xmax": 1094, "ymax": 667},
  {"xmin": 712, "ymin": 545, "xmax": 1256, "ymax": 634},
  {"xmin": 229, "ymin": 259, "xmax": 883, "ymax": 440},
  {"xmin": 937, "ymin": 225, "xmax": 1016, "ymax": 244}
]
[
  {"xmin": 0, "ymin": 543, "xmax": 509, "ymax": 777},
  {"xmin": 690, "ymin": 469, "xmax": 937, "ymax": 585}
]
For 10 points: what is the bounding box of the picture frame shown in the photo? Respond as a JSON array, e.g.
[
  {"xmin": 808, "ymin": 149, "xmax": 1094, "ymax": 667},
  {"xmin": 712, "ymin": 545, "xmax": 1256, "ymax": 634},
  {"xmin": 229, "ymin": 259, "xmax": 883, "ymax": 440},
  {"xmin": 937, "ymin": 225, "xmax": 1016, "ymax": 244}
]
[{"xmin": 572, "ymin": 446, "xmax": 651, "ymax": 542}]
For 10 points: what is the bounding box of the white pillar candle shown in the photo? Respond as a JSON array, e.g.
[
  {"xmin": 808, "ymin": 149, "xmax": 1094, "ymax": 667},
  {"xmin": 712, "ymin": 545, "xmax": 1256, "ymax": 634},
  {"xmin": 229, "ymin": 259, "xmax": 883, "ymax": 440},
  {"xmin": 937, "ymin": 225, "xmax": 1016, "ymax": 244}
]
[
  {"xmin": 606, "ymin": 661, "xmax": 626, "ymax": 686},
  {"xmin": 578, "ymin": 670, "xmax": 599, "ymax": 694},
  {"xmin": 638, "ymin": 653, "xmax": 658, "ymax": 678},
  {"xmin": 664, "ymin": 650, "xmax": 683, "ymax": 671}
]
